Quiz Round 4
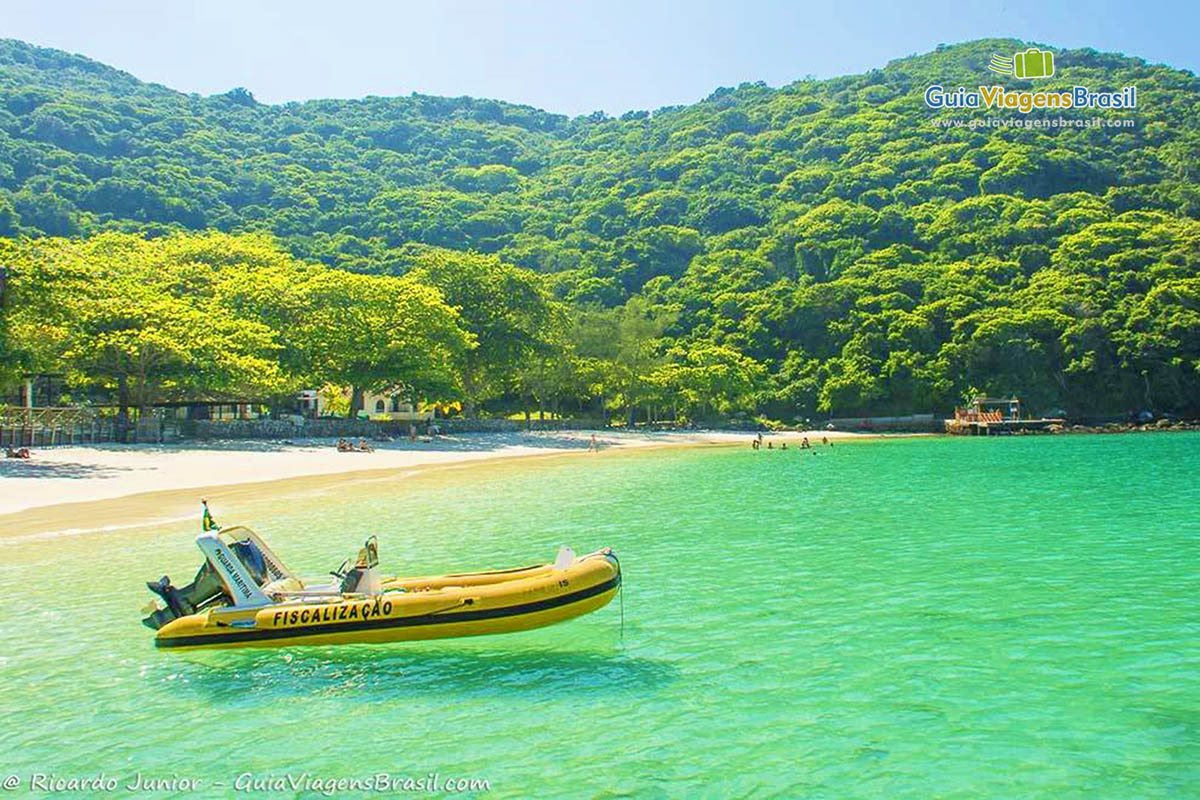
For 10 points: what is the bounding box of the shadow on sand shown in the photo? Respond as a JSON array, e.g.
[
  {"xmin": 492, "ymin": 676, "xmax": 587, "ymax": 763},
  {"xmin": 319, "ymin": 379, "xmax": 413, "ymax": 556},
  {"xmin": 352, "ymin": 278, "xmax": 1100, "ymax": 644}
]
[
  {"xmin": 0, "ymin": 460, "xmax": 137, "ymax": 480},
  {"xmin": 30, "ymin": 428, "xmax": 715, "ymax": 456}
]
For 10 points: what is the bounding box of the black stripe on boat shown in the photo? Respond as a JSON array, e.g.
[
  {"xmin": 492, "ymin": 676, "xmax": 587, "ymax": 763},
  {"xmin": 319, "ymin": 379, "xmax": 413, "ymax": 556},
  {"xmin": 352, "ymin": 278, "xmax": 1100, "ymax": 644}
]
[{"xmin": 156, "ymin": 574, "xmax": 621, "ymax": 648}]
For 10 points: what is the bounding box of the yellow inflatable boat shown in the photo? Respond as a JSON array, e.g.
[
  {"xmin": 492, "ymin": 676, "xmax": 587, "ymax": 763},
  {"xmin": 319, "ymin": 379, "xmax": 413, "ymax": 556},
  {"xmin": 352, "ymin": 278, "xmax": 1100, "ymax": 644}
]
[{"xmin": 142, "ymin": 525, "xmax": 621, "ymax": 650}]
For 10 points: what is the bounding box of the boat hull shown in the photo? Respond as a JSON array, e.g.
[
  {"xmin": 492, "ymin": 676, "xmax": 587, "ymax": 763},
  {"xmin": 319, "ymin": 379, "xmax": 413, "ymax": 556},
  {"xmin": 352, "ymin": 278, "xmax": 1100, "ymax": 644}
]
[{"xmin": 154, "ymin": 549, "xmax": 620, "ymax": 650}]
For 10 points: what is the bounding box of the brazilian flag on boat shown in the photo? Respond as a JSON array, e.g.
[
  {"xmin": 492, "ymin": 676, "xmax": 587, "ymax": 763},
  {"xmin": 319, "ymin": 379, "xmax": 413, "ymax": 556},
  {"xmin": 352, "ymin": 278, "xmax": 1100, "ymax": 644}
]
[{"xmin": 201, "ymin": 500, "xmax": 219, "ymax": 532}]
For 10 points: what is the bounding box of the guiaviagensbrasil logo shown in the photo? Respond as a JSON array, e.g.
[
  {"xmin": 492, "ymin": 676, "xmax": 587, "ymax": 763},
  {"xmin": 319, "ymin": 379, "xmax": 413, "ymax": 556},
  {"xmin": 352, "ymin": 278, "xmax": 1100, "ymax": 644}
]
[
  {"xmin": 989, "ymin": 47, "xmax": 1054, "ymax": 79},
  {"xmin": 924, "ymin": 46, "xmax": 1137, "ymax": 113}
]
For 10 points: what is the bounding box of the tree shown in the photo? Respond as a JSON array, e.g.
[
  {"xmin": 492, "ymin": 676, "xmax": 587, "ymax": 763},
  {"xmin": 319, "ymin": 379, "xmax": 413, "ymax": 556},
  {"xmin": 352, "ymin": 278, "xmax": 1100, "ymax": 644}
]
[
  {"xmin": 214, "ymin": 246, "xmax": 472, "ymax": 415},
  {"xmin": 0, "ymin": 238, "xmax": 76, "ymax": 387},
  {"xmin": 62, "ymin": 286, "xmax": 285, "ymax": 430},
  {"xmin": 2, "ymin": 232, "xmax": 474, "ymax": 427},
  {"xmin": 408, "ymin": 250, "xmax": 561, "ymax": 414},
  {"xmin": 654, "ymin": 343, "xmax": 765, "ymax": 420},
  {"xmin": 295, "ymin": 271, "xmax": 472, "ymax": 415},
  {"xmin": 610, "ymin": 298, "xmax": 677, "ymax": 425},
  {"xmin": 4, "ymin": 235, "xmax": 287, "ymax": 434}
]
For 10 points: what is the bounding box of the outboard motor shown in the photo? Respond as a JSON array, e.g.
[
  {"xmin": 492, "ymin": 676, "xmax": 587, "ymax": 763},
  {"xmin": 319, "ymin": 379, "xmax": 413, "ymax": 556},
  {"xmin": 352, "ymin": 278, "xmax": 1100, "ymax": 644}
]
[{"xmin": 142, "ymin": 560, "xmax": 227, "ymax": 630}]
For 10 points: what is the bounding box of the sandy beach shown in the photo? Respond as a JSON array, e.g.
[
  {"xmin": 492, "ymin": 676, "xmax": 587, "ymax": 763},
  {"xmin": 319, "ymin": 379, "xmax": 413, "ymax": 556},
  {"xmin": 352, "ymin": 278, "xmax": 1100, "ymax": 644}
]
[{"xmin": 0, "ymin": 428, "xmax": 880, "ymax": 537}]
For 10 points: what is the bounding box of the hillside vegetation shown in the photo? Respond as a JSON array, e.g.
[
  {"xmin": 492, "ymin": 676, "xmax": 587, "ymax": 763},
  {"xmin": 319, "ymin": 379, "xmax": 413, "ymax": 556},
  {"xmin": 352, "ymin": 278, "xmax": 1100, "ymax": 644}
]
[{"xmin": 1, "ymin": 37, "xmax": 1198, "ymax": 420}]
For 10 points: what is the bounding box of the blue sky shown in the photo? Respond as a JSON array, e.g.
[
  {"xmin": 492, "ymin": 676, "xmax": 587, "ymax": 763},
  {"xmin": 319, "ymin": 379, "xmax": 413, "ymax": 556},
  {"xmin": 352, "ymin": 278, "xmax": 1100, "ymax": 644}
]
[{"xmin": 2, "ymin": 0, "xmax": 1196, "ymax": 116}]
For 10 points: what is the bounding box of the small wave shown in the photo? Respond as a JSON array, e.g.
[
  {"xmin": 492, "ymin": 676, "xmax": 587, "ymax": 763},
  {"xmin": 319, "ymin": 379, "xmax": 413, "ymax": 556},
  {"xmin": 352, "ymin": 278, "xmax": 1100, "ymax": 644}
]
[{"xmin": 0, "ymin": 513, "xmax": 196, "ymax": 544}]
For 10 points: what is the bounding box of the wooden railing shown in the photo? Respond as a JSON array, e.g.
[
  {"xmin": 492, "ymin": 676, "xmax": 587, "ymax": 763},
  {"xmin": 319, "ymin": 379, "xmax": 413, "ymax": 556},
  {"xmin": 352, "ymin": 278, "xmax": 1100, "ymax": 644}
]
[
  {"xmin": 953, "ymin": 409, "xmax": 1008, "ymax": 423},
  {"xmin": 0, "ymin": 406, "xmax": 176, "ymax": 446}
]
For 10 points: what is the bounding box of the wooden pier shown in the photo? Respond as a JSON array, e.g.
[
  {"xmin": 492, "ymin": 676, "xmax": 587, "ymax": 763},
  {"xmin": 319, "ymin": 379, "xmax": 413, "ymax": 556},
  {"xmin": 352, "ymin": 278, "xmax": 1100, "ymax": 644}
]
[
  {"xmin": 944, "ymin": 417, "xmax": 1063, "ymax": 435},
  {"xmin": 944, "ymin": 396, "xmax": 1064, "ymax": 436}
]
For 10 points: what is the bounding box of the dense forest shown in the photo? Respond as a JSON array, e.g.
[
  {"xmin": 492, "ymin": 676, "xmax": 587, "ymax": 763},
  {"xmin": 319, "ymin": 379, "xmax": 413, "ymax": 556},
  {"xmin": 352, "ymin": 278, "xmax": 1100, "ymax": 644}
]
[{"xmin": 1, "ymin": 37, "xmax": 1198, "ymax": 421}]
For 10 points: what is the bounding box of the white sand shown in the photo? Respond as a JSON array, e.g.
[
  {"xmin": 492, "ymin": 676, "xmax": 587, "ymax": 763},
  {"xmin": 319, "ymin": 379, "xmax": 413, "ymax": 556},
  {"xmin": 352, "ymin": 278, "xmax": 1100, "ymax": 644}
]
[{"xmin": 0, "ymin": 428, "xmax": 873, "ymax": 518}]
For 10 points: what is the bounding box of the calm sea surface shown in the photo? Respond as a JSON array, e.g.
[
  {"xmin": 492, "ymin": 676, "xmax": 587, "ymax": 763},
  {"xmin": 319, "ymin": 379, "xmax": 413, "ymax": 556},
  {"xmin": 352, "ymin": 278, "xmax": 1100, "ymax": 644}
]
[{"xmin": 1, "ymin": 433, "xmax": 1198, "ymax": 798}]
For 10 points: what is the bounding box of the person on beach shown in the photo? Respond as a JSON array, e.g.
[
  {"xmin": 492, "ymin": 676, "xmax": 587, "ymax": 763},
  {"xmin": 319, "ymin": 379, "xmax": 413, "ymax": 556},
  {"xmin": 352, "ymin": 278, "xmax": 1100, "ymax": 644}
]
[
  {"xmin": 801, "ymin": 437, "xmax": 811, "ymax": 449},
  {"xmin": 409, "ymin": 424, "xmax": 417, "ymax": 442},
  {"xmin": 823, "ymin": 436, "xmax": 833, "ymax": 447},
  {"xmin": 357, "ymin": 438, "xmax": 374, "ymax": 453},
  {"xmin": 336, "ymin": 438, "xmax": 350, "ymax": 452},
  {"xmin": 589, "ymin": 433, "xmax": 599, "ymax": 452}
]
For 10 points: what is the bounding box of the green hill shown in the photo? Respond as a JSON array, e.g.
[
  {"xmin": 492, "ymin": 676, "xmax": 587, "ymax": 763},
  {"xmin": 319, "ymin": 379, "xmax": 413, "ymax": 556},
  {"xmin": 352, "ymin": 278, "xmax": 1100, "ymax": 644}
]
[{"xmin": 1, "ymin": 37, "xmax": 1197, "ymax": 418}]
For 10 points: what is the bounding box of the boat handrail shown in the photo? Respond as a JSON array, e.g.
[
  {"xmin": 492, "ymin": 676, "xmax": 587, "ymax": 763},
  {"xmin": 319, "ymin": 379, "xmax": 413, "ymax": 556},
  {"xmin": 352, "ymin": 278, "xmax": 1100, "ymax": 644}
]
[
  {"xmin": 272, "ymin": 589, "xmax": 347, "ymax": 599},
  {"xmin": 270, "ymin": 589, "xmax": 402, "ymax": 600}
]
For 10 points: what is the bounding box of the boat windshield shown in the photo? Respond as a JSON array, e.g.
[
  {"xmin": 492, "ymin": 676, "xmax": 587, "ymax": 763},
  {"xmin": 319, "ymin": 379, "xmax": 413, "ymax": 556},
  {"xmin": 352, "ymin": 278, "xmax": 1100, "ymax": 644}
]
[{"xmin": 228, "ymin": 538, "xmax": 270, "ymax": 586}]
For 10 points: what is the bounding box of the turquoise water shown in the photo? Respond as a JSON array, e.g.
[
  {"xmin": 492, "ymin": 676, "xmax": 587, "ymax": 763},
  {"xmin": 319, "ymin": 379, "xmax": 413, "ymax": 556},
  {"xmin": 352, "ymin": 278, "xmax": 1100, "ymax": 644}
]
[{"xmin": 1, "ymin": 434, "xmax": 1198, "ymax": 798}]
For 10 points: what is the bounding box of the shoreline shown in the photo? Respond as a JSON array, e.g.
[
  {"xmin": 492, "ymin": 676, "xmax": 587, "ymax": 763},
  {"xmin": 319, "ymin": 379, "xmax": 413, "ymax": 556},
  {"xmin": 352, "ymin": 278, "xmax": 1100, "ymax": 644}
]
[
  {"xmin": 0, "ymin": 429, "xmax": 892, "ymax": 539},
  {"xmin": 0, "ymin": 448, "xmax": 593, "ymax": 541}
]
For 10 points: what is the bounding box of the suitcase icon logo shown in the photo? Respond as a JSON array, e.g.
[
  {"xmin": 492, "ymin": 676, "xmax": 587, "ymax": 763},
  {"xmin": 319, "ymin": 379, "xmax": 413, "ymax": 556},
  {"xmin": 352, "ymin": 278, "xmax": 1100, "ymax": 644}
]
[{"xmin": 989, "ymin": 48, "xmax": 1055, "ymax": 79}]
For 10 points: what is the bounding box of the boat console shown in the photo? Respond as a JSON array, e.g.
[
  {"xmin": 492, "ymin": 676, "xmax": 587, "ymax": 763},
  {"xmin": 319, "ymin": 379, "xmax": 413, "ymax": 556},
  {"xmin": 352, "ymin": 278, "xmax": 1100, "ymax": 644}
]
[{"xmin": 142, "ymin": 527, "xmax": 295, "ymax": 630}]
